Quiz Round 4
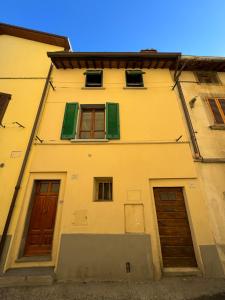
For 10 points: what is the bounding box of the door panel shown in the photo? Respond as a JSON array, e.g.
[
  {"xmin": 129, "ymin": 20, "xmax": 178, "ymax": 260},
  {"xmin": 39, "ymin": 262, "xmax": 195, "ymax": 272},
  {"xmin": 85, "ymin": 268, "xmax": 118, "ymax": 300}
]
[
  {"xmin": 153, "ymin": 187, "xmax": 197, "ymax": 268},
  {"xmin": 24, "ymin": 180, "xmax": 60, "ymax": 256}
]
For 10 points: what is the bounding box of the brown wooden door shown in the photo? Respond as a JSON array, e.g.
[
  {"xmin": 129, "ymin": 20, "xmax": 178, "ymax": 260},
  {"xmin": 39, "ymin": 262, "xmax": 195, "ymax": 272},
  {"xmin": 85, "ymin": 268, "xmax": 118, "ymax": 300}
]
[
  {"xmin": 24, "ymin": 180, "xmax": 60, "ymax": 256},
  {"xmin": 153, "ymin": 187, "xmax": 197, "ymax": 268}
]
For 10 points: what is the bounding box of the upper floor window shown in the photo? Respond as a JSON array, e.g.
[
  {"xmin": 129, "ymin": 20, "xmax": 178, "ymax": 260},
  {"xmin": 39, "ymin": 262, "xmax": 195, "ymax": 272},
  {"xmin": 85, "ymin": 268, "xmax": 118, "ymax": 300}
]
[
  {"xmin": 196, "ymin": 71, "xmax": 220, "ymax": 84},
  {"xmin": 126, "ymin": 70, "xmax": 144, "ymax": 87},
  {"xmin": 61, "ymin": 102, "xmax": 120, "ymax": 140},
  {"xmin": 85, "ymin": 70, "xmax": 103, "ymax": 87},
  {"xmin": 79, "ymin": 105, "xmax": 105, "ymax": 139},
  {"xmin": 0, "ymin": 92, "xmax": 11, "ymax": 125},
  {"xmin": 207, "ymin": 98, "xmax": 225, "ymax": 124}
]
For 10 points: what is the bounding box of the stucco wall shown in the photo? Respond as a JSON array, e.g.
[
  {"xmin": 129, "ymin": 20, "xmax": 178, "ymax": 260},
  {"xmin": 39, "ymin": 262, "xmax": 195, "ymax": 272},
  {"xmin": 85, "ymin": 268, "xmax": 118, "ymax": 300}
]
[
  {"xmin": 0, "ymin": 35, "xmax": 63, "ymax": 233},
  {"xmin": 4, "ymin": 67, "xmax": 222, "ymax": 278},
  {"xmin": 175, "ymin": 70, "xmax": 225, "ymax": 273}
]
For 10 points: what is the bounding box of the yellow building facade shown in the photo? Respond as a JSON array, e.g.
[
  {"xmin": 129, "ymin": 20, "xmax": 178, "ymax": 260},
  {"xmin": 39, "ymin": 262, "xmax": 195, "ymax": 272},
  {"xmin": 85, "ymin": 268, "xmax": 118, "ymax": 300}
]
[
  {"xmin": 175, "ymin": 56, "xmax": 225, "ymax": 273},
  {"xmin": 0, "ymin": 23, "xmax": 69, "ymax": 274},
  {"xmin": 1, "ymin": 50, "xmax": 223, "ymax": 281}
]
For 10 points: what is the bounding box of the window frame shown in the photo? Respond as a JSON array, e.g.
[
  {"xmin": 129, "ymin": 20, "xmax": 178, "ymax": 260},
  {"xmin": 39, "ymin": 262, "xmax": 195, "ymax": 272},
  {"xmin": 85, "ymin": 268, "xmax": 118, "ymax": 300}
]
[
  {"xmin": 207, "ymin": 97, "xmax": 225, "ymax": 125},
  {"xmin": 84, "ymin": 70, "xmax": 103, "ymax": 88},
  {"xmin": 195, "ymin": 71, "xmax": 220, "ymax": 85},
  {"xmin": 94, "ymin": 177, "xmax": 113, "ymax": 202},
  {"xmin": 125, "ymin": 69, "xmax": 144, "ymax": 87},
  {"xmin": 78, "ymin": 104, "xmax": 106, "ymax": 139}
]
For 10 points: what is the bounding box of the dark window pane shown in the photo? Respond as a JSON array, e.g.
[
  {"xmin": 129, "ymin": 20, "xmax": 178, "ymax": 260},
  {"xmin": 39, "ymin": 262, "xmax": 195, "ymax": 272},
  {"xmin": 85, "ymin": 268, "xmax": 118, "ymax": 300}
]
[
  {"xmin": 168, "ymin": 192, "xmax": 177, "ymax": 200},
  {"xmin": 109, "ymin": 182, "xmax": 112, "ymax": 200},
  {"xmin": 159, "ymin": 192, "xmax": 169, "ymax": 201},
  {"xmin": 102, "ymin": 183, "xmax": 112, "ymax": 200},
  {"xmin": 0, "ymin": 94, "xmax": 10, "ymax": 124},
  {"xmin": 219, "ymin": 99, "xmax": 225, "ymax": 116},
  {"xmin": 51, "ymin": 182, "xmax": 60, "ymax": 193},
  {"xmin": 81, "ymin": 111, "xmax": 92, "ymax": 130},
  {"xmin": 104, "ymin": 183, "xmax": 109, "ymax": 200},
  {"xmin": 80, "ymin": 132, "xmax": 91, "ymax": 139},
  {"xmin": 197, "ymin": 72, "xmax": 219, "ymax": 84},
  {"xmin": 209, "ymin": 99, "xmax": 224, "ymax": 124},
  {"xmin": 94, "ymin": 131, "xmax": 105, "ymax": 139},
  {"xmin": 98, "ymin": 183, "xmax": 103, "ymax": 199},
  {"xmin": 40, "ymin": 183, "xmax": 48, "ymax": 193},
  {"xmin": 95, "ymin": 111, "xmax": 104, "ymax": 130},
  {"xmin": 159, "ymin": 191, "xmax": 177, "ymax": 201},
  {"xmin": 126, "ymin": 71, "xmax": 143, "ymax": 87},
  {"xmin": 86, "ymin": 72, "xmax": 102, "ymax": 87}
]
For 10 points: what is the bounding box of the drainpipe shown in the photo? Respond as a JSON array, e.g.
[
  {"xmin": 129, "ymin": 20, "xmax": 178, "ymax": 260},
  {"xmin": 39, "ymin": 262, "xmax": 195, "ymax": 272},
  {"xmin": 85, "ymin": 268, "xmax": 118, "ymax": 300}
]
[
  {"xmin": 176, "ymin": 80, "xmax": 202, "ymax": 158},
  {"xmin": 0, "ymin": 64, "xmax": 53, "ymax": 263}
]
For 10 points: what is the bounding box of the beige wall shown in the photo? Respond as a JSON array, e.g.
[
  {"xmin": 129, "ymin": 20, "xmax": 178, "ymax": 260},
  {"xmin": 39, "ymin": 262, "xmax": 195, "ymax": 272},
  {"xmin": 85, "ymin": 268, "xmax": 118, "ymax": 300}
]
[{"xmin": 176, "ymin": 70, "xmax": 225, "ymax": 271}]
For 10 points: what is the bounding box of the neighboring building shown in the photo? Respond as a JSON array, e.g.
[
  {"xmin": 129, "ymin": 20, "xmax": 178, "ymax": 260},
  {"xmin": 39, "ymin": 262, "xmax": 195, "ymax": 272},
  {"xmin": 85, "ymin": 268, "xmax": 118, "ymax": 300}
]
[
  {"xmin": 0, "ymin": 23, "xmax": 70, "ymax": 273},
  {"xmin": 174, "ymin": 56, "xmax": 225, "ymax": 273},
  {"xmin": 2, "ymin": 50, "xmax": 223, "ymax": 282}
]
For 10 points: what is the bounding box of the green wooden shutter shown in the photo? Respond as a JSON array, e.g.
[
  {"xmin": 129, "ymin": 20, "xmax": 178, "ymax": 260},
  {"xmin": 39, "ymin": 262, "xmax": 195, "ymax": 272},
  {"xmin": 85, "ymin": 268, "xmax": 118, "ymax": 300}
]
[
  {"xmin": 106, "ymin": 102, "xmax": 120, "ymax": 139},
  {"xmin": 61, "ymin": 103, "xmax": 78, "ymax": 139}
]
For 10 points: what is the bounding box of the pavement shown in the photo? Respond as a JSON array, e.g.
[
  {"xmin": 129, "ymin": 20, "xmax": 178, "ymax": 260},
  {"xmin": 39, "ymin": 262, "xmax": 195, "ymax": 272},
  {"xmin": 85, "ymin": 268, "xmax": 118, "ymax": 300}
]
[{"xmin": 0, "ymin": 277, "xmax": 225, "ymax": 300}]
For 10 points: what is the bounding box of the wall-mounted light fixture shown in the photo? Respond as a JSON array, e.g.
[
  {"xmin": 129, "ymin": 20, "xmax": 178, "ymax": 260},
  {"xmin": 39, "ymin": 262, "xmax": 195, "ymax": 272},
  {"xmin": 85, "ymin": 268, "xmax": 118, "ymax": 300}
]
[{"xmin": 189, "ymin": 97, "xmax": 197, "ymax": 108}]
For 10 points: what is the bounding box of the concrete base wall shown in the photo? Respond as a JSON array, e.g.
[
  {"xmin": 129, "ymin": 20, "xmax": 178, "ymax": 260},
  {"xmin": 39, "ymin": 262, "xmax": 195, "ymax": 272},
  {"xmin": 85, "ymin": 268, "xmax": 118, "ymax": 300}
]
[
  {"xmin": 200, "ymin": 245, "xmax": 224, "ymax": 278},
  {"xmin": 0, "ymin": 235, "xmax": 11, "ymax": 275},
  {"xmin": 56, "ymin": 234, "xmax": 153, "ymax": 281}
]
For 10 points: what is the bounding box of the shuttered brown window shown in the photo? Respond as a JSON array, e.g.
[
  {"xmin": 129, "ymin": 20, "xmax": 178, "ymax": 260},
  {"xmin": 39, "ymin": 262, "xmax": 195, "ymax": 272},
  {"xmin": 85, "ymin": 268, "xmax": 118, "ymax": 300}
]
[
  {"xmin": 208, "ymin": 98, "xmax": 225, "ymax": 124},
  {"xmin": 196, "ymin": 72, "xmax": 220, "ymax": 84},
  {"xmin": 0, "ymin": 92, "xmax": 11, "ymax": 124}
]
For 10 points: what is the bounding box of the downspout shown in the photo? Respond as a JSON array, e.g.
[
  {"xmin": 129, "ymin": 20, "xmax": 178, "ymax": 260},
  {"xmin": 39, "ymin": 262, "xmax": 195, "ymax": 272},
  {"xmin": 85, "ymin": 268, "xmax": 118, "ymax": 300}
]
[
  {"xmin": 176, "ymin": 81, "xmax": 201, "ymax": 158},
  {"xmin": 173, "ymin": 60, "xmax": 202, "ymax": 159},
  {"xmin": 0, "ymin": 64, "xmax": 53, "ymax": 263}
]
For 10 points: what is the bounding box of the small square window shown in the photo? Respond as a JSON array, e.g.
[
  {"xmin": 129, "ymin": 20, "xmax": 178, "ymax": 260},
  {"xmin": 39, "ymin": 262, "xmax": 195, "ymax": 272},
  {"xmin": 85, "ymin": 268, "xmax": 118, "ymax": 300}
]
[
  {"xmin": 94, "ymin": 177, "xmax": 113, "ymax": 201},
  {"xmin": 85, "ymin": 70, "xmax": 103, "ymax": 87},
  {"xmin": 126, "ymin": 70, "xmax": 144, "ymax": 87},
  {"xmin": 196, "ymin": 71, "xmax": 220, "ymax": 84}
]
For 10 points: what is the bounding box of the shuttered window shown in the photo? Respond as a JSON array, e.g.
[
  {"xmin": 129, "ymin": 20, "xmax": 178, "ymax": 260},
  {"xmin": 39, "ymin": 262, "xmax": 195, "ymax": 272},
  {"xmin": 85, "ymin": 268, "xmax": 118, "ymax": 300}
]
[
  {"xmin": 61, "ymin": 103, "xmax": 78, "ymax": 139},
  {"xmin": 0, "ymin": 92, "xmax": 11, "ymax": 124},
  {"xmin": 61, "ymin": 102, "xmax": 120, "ymax": 140},
  {"xmin": 208, "ymin": 98, "xmax": 225, "ymax": 124},
  {"xmin": 196, "ymin": 72, "xmax": 220, "ymax": 84},
  {"xmin": 106, "ymin": 102, "xmax": 120, "ymax": 139}
]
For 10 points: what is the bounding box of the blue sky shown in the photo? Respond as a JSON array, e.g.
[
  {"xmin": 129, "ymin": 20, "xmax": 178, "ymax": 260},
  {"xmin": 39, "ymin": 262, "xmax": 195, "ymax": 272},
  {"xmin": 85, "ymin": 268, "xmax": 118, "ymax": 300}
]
[{"xmin": 1, "ymin": 0, "xmax": 225, "ymax": 55}]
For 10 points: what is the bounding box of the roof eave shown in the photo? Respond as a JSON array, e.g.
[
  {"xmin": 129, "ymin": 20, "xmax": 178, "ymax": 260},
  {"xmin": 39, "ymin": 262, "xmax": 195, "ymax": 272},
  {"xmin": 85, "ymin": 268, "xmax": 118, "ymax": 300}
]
[{"xmin": 0, "ymin": 22, "xmax": 70, "ymax": 50}]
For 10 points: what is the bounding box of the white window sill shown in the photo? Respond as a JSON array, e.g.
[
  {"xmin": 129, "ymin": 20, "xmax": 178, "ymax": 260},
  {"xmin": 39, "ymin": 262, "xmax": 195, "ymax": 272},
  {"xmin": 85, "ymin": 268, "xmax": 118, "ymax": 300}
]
[
  {"xmin": 81, "ymin": 87, "xmax": 105, "ymax": 90},
  {"xmin": 71, "ymin": 139, "xmax": 109, "ymax": 142},
  {"xmin": 123, "ymin": 87, "xmax": 147, "ymax": 89}
]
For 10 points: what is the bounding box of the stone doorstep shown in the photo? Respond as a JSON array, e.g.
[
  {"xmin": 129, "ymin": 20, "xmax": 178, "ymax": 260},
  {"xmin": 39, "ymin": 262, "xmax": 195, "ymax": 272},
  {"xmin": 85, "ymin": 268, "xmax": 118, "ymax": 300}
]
[
  {"xmin": 0, "ymin": 275, "xmax": 54, "ymax": 287},
  {"xmin": 163, "ymin": 268, "xmax": 202, "ymax": 277}
]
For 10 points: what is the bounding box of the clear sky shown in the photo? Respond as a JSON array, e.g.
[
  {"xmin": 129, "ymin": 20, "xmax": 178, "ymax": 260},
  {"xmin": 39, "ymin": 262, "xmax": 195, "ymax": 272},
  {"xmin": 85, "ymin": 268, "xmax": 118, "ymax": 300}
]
[{"xmin": 1, "ymin": 0, "xmax": 225, "ymax": 56}]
